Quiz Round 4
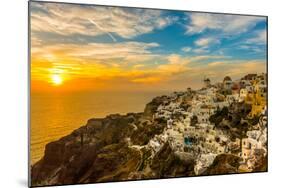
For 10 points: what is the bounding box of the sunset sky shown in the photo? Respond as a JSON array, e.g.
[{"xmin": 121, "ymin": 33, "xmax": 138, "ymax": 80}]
[{"xmin": 30, "ymin": 2, "xmax": 267, "ymax": 93}]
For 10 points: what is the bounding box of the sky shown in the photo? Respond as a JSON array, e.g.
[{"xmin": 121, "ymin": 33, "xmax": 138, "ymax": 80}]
[{"xmin": 30, "ymin": 1, "xmax": 267, "ymax": 93}]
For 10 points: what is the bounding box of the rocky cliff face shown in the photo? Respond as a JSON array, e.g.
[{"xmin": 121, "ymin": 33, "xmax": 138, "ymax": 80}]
[
  {"xmin": 202, "ymin": 154, "xmax": 241, "ymax": 175},
  {"xmin": 150, "ymin": 142, "xmax": 195, "ymax": 178},
  {"xmin": 32, "ymin": 113, "xmax": 139, "ymax": 186}
]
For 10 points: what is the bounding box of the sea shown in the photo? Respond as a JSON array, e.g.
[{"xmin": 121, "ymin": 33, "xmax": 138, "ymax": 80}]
[{"xmin": 30, "ymin": 91, "xmax": 169, "ymax": 165}]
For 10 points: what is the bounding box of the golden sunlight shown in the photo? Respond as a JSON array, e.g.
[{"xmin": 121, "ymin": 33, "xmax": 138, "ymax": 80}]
[{"xmin": 51, "ymin": 74, "xmax": 63, "ymax": 85}]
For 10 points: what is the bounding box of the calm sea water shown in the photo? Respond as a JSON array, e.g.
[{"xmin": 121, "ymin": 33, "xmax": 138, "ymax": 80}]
[{"xmin": 30, "ymin": 91, "xmax": 168, "ymax": 164}]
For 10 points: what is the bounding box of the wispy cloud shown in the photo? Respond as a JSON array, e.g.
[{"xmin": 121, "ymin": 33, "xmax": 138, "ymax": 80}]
[
  {"xmin": 181, "ymin": 46, "xmax": 191, "ymax": 53},
  {"xmin": 192, "ymin": 47, "xmax": 210, "ymax": 54},
  {"xmin": 195, "ymin": 36, "xmax": 220, "ymax": 47},
  {"xmin": 31, "ymin": 41, "xmax": 161, "ymax": 68},
  {"xmin": 88, "ymin": 19, "xmax": 117, "ymax": 42},
  {"xmin": 189, "ymin": 36, "xmax": 220, "ymax": 54},
  {"xmin": 207, "ymin": 61, "xmax": 225, "ymax": 67},
  {"xmin": 185, "ymin": 12, "xmax": 264, "ymax": 35},
  {"xmin": 236, "ymin": 44, "xmax": 264, "ymax": 53},
  {"xmin": 246, "ymin": 29, "xmax": 267, "ymax": 44},
  {"xmin": 30, "ymin": 2, "xmax": 178, "ymax": 39}
]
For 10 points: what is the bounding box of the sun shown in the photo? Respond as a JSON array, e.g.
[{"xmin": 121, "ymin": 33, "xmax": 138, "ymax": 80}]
[{"xmin": 51, "ymin": 74, "xmax": 63, "ymax": 85}]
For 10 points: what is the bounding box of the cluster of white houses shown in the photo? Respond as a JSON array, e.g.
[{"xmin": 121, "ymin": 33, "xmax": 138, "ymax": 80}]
[{"xmin": 145, "ymin": 73, "xmax": 267, "ymax": 173}]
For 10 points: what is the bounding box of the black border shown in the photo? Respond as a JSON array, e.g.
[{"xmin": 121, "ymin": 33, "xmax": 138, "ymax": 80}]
[
  {"xmin": 28, "ymin": 1, "xmax": 31, "ymax": 187},
  {"xmin": 28, "ymin": 0, "xmax": 269, "ymax": 187}
]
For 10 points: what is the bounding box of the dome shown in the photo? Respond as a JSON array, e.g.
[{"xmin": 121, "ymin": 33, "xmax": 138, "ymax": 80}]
[{"xmin": 223, "ymin": 76, "xmax": 232, "ymax": 82}]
